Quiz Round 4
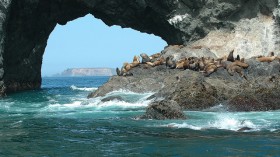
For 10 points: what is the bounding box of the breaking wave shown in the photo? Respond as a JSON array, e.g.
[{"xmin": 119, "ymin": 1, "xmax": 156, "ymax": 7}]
[
  {"xmin": 157, "ymin": 111, "xmax": 280, "ymax": 132},
  {"xmin": 70, "ymin": 85, "xmax": 98, "ymax": 91}
]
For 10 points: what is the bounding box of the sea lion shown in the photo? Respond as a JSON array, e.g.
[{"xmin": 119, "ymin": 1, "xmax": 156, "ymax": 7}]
[
  {"xmin": 268, "ymin": 52, "xmax": 274, "ymax": 57},
  {"xmin": 149, "ymin": 53, "xmax": 161, "ymax": 60},
  {"xmin": 176, "ymin": 58, "xmax": 189, "ymax": 69},
  {"xmin": 232, "ymin": 60, "xmax": 249, "ymax": 69},
  {"xmin": 222, "ymin": 62, "xmax": 247, "ymax": 80},
  {"xmin": 145, "ymin": 62, "xmax": 154, "ymax": 66},
  {"xmin": 166, "ymin": 57, "xmax": 176, "ymax": 69},
  {"xmin": 130, "ymin": 55, "xmax": 140, "ymax": 67},
  {"xmin": 116, "ymin": 62, "xmax": 133, "ymax": 76},
  {"xmin": 140, "ymin": 53, "xmax": 151, "ymax": 63},
  {"xmin": 235, "ymin": 55, "xmax": 240, "ymax": 61},
  {"xmin": 256, "ymin": 56, "xmax": 278, "ymax": 63},
  {"xmin": 204, "ymin": 58, "xmax": 215, "ymax": 65},
  {"xmin": 227, "ymin": 50, "xmax": 235, "ymax": 62},
  {"xmin": 198, "ymin": 57, "xmax": 206, "ymax": 71},
  {"xmin": 116, "ymin": 66, "xmax": 133, "ymax": 77},
  {"xmin": 133, "ymin": 55, "xmax": 140, "ymax": 63},
  {"xmin": 191, "ymin": 45, "xmax": 203, "ymax": 49},
  {"xmin": 116, "ymin": 67, "xmax": 122, "ymax": 76},
  {"xmin": 202, "ymin": 63, "xmax": 217, "ymax": 77},
  {"xmin": 152, "ymin": 56, "xmax": 165, "ymax": 67},
  {"xmin": 189, "ymin": 61, "xmax": 199, "ymax": 71},
  {"xmin": 123, "ymin": 62, "xmax": 133, "ymax": 71}
]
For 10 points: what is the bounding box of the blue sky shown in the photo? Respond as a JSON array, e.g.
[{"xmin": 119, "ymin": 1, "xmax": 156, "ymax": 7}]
[{"xmin": 42, "ymin": 14, "xmax": 167, "ymax": 76}]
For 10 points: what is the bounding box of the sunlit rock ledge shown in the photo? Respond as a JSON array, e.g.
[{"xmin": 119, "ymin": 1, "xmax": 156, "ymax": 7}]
[
  {"xmin": 88, "ymin": 45, "xmax": 280, "ymax": 114},
  {"xmin": 0, "ymin": 0, "xmax": 280, "ymax": 96}
]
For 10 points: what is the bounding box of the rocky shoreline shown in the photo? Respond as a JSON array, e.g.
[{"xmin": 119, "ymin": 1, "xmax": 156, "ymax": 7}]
[{"xmin": 88, "ymin": 46, "xmax": 280, "ymax": 119}]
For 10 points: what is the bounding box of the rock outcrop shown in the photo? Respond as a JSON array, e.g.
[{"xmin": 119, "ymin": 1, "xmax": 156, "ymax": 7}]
[
  {"xmin": 88, "ymin": 45, "xmax": 280, "ymax": 112},
  {"xmin": 140, "ymin": 100, "xmax": 186, "ymax": 120},
  {"xmin": 0, "ymin": 0, "xmax": 280, "ymax": 95}
]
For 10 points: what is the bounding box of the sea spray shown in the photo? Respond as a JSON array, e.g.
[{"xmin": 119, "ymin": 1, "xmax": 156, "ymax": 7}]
[{"xmin": 70, "ymin": 85, "xmax": 98, "ymax": 91}]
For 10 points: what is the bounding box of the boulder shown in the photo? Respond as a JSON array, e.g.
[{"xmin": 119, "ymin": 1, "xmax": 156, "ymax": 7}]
[{"xmin": 141, "ymin": 100, "xmax": 186, "ymax": 120}]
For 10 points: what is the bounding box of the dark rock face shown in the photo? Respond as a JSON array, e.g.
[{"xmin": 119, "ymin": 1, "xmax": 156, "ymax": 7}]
[
  {"xmin": 0, "ymin": 0, "xmax": 280, "ymax": 95},
  {"xmin": 141, "ymin": 100, "xmax": 186, "ymax": 120}
]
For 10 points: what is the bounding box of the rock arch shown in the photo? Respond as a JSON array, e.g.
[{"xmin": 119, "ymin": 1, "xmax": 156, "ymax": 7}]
[{"xmin": 0, "ymin": 0, "xmax": 279, "ymax": 95}]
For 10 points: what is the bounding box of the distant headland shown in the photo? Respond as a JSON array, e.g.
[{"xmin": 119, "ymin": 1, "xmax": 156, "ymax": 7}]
[{"xmin": 53, "ymin": 68, "xmax": 116, "ymax": 77}]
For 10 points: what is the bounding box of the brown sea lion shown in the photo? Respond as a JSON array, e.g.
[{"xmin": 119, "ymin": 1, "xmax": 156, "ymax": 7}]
[
  {"xmin": 133, "ymin": 55, "xmax": 140, "ymax": 63},
  {"xmin": 176, "ymin": 58, "xmax": 189, "ymax": 69},
  {"xmin": 232, "ymin": 60, "xmax": 249, "ymax": 69},
  {"xmin": 223, "ymin": 62, "xmax": 247, "ymax": 80},
  {"xmin": 256, "ymin": 56, "xmax": 277, "ymax": 63},
  {"xmin": 204, "ymin": 58, "xmax": 215, "ymax": 65},
  {"xmin": 202, "ymin": 63, "xmax": 218, "ymax": 77},
  {"xmin": 130, "ymin": 56, "xmax": 140, "ymax": 67},
  {"xmin": 116, "ymin": 66, "xmax": 133, "ymax": 77},
  {"xmin": 198, "ymin": 57, "xmax": 206, "ymax": 71},
  {"xmin": 149, "ymin": 53, "xmax": 161, "ymax": 60},
  {"xmin": 152, "ymin": 57, "xmax": 165, "ymax": 67},
  {"xmin": 227, "ymin": 50, "xmax": 235, "ymax": 62},
  {"xmin": 189, "ymin": 61, "xmax": 199, "ymax": 71},
  {"xmin": 191, "ymin": 45, "xmax": 203, "ymax": 49}
]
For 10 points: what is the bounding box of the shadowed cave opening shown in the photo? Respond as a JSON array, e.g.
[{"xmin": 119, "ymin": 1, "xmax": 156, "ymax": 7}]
[{"xmin": 42, "ymin": 14, "xmax": 167, "ymax": 77}]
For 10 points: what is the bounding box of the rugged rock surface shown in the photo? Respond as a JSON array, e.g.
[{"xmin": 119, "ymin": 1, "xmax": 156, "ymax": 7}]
[
  {"xmin": 0, "ymin": 0, "xmax": 280, "ymax": 96},
  {"xmin": 88, "ymin": 45, "xmax": 280, "ymax": 112},
  {"xmin": 140, "ymin": 100, "xmax": 186, "ymax": 120}
]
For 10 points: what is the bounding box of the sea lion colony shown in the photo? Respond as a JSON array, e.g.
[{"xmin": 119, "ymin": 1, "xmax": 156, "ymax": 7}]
[{"xmin": 116, "ymin": 48, "xmax": 280, "ymax": 78}]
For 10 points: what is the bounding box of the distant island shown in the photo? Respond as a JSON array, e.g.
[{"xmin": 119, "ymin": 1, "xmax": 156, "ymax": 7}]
[{"xmin": 53, "ymin": 68, "xmax": 116, "ymax": 77}]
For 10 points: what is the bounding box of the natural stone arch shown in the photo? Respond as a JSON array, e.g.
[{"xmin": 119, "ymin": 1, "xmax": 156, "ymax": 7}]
[
  {"xmin": 0, "ymin": 0, "xmax": 184, "ymax": 95},
  {"xmin": 0, "ymin": 0, "xmax": 279, "ymax": 95}
]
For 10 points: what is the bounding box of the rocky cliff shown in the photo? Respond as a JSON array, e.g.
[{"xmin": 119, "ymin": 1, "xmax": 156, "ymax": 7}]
[
  {"xmin": 0, "ymin": 0, "xmax": 280, "ymax": 95},
  {"xmin": 88, "ymin": 45, "xmax": 280, "ymax": 114},
  {"xmin": 57, "ymin": 68, "xmax": 116, "ymax": 77}
]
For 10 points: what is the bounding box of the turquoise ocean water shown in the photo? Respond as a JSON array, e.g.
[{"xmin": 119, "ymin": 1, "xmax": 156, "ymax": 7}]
[{"xmin": 0, "ymin": 77, "xmax": 280, "ymax": 156}]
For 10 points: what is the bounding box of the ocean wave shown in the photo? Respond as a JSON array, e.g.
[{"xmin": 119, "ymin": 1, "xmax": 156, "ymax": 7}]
[
  {"xmin": 209, "ymin": 116, "xmax": 257, "ymax": 131},
  {"xmin": 157, "ymin": 112, "xmax": 280, "ymax": 132},
  {"xmin": 70, "ymin": 85, "xmax": 97, "ymax": 91},
  {"xmin": 42, "ymin": 90, "xmax": 154, "ymax": 114}
]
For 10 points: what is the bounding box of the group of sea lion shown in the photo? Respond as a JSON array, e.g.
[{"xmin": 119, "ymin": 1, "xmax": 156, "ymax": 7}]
[
  {"xmin": 116, "ymin": 49, "xmax": 280, "ymax": 79},
  {"xmin": 165, "ymin": 49, "xmax": 250, "ymax": 78},
  {"xmin": 116, "ymin": 55, "xmax": 141, "ymax": 76},
  {"xmin": 256, "ymin": 52, "xmax": 280, "ymax": 63},
  {"xmin": 116, "ymin": 53, "xmax": 165, "ymax": 76}
]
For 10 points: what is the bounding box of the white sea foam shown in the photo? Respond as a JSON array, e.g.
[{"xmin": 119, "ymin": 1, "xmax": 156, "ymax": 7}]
[
  {"xmin": 42, "ymin": 90, "xmax": 154, "ymax": 113},
  {"xmin": 160, "ymin": 123, "xmax": 202, "ymax": 130},
  {"xmin": 209, "ymin": 116, "xmax": 257, "ymax": 131},
  {"xmin": 158, "ymin": 113, "xmax": 262, "ymax": 132},
  {"xmin": 106, "ymin": 89, "xmax": 154, "ymax": 97},
  {"xmin": 70, "ymin": 85, "xmax": 97, "ymax": 91}
]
